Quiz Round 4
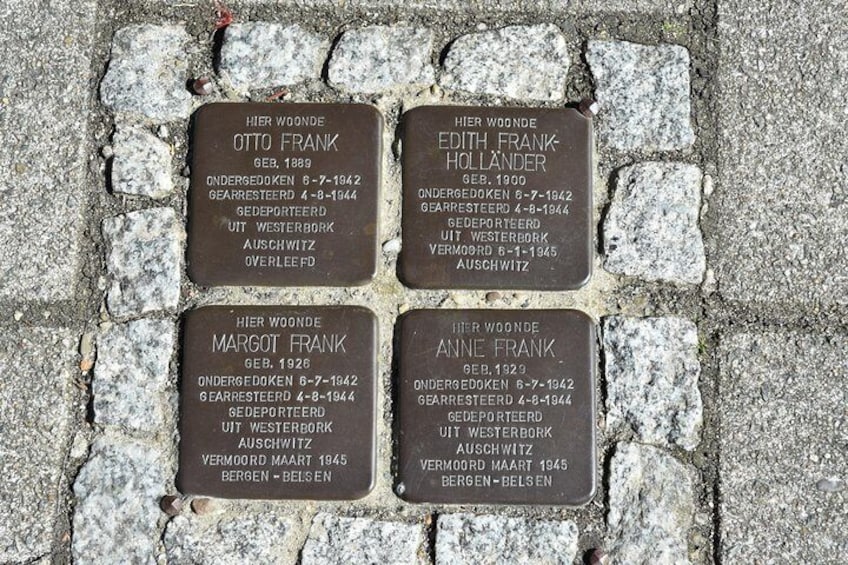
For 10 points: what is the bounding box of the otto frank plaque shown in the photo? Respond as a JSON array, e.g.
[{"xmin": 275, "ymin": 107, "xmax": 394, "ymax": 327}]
[
  {"xmin": 400, "ymin": 106, "xmax": 592, "ymax": 290},
  {"xmin": 397, "ymin": 309, "xmax": 596, "ymax": 505},
  {"xmin": 178, "ymin": 306, "xmax": 377, "ymax": 500},
  {"xmin": 187, "ymin": 103, "xmax": 382, "ymax": 287}
]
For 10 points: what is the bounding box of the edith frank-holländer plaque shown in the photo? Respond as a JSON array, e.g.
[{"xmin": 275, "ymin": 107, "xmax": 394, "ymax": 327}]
[
  {"xmin": 397, "ymin": 309, "xmax": 596, "ymax": 505},
  {"xmin": 187, "ymin": 103, "xmax": 382, "ymax": 287},
  {"xmin": 400, "ymin": 106, "xmax": 592, "ymax": 290},
  {"xmin": 178, "ymin": 306, "xmax": 377, "ymax": 500}
]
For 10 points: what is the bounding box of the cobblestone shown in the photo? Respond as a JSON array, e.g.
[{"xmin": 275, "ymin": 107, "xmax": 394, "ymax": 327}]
[
  {"xmin": 301, "ymin": 513, "xmax": 427, "ymax": 565},
  {"xmin": 111, "ymin": 125, "xmax": 173, "ymax": 199},
  {"xmin": 604, "ymin": 161, "xmax": 705, "ymax": 284},
  {"xmin": 328, "ymin": 26, "xmax": 435, "ymax": 93},
  {"xmin": 436, "ymin": 513, "xmax": 578, "ymax": 565},
  {"xmin": 93, "ymin": 319, "xmax": 175, "ymax": 434},
  {"xmin": 603, "ymin": 316, "xmax": 702, "ymax": 450},
  {"xmin": 100, "ymin": 24, "xmax": 192, "ymax": 122},
  {"xmin": 587, "ymin": 40, "xmax": 694, "ymax": 151},
  {"xmin": 220, "ymin": 23, "xmax": 326, "ymax": 94},
  {"xmin": 607, "ymin": 442, "xmax": 696, "ymax": 564},
  {"xmin": 72, "ymin": 436, "xmax": 170, "ymax": 564},
  {"xmin": 440, "ymin": 24, "xmax": 569, "ymax": 101},
  {"xmin": 164, "ymin": 513, "xmax": 291, "ymax": 564},
  {"xmin": 103, "ymin": 207, "xmax": 184, "ymax": 318}
]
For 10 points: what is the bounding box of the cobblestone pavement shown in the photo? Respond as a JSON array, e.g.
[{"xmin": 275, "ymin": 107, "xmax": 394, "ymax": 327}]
[{"xmin": 0, "ymin": 0, "xmax": 845, "ymax": 563}]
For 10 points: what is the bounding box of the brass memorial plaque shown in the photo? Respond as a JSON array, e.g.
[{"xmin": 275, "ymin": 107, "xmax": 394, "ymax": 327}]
[
  {"xmin": 400, "ymin": 106, "xmax": 592, "ymax": 290},
  {"xmin": 178, "ymin": 305, "xmax": 377, "ymax": 499},
  {"xmin": 187, "ymin": 103, "xmax": 382, "ymax": 287},
  {"xmin": 397, "ymin": 309, "xmax": 596, "ymax": 505}
]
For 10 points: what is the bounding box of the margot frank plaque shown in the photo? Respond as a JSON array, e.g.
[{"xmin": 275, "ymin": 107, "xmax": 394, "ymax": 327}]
[{"xmin": 178, "ymin": 305, "xmax": 377, "ymax": 500}]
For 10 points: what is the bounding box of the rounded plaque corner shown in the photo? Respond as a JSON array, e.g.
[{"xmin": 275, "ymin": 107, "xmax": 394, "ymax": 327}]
[
  {"xmin": 346, "ymin": 304, "xmax": 379, "ymax": 326},
  {"xmin": 351, "ymin": 262, "xmax": 379, "ymax": 287},
  {"xmin": 564, "ymin": 306, "xmax": 597, "ymax": 328},
  {"xmin": 402, "ymin": 105, "xmax": 431, "ymax": 120},
  {"xmin": 359, "ymin": 102, "xmax": 385, "ymax": 124},
  {"xmin": 392, "ymin": 483, "xmax": 421, "ymax": 504},
  {"xmin": 397, "ymin": 307, "xmax": 430, "ymax": 325},
  {"xmin": 192, "ymin": 101, "xmax": 223, "ymax": 122},
  {"xmin": 351, "ymin": 475, "xmax": 378, "ymax": 500},
  {"xmin": 570, "ymin": 481, "xmax": 598, "ymax": 507},
  {"xmin": 174, "ymin": 474, "xmax": 197, "ymax": 498},
  {"xmin": 185, "ymin": 262, "xmax": 212, "ymax": 289},
  {"xmin": 396, "ymin": 262, "xmax": 427, "ymax": 291},
  {"xmin": 565, "ymin": 263, "xmax": 593, "ymax": 291}
]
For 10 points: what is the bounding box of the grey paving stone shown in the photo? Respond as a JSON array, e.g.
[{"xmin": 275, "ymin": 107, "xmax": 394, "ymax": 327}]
[
  {"xmin": 164, "ymin": 514, "xmax": 291, "ymax": 564},
  {"xmin": 328, "ymin": 26, "xmax": 435, "ymax": 93},
  {"xmin": 607, "ymin": 442, "xmax": 696, "ymax": 564},
  {"xmin": 111, "ymin": 125, "xmax": 174, "ymax": 199},
  {"xmin": 0, "ymin": 327, "xmax": 75, "ymax": 562},
  {"xmin": 103, "ymin": 207, "xmax": 184, "ymax": 318},
  {"xmin": 202, "ymin": 0, "xmax": 689, "ymax": 13},
  {"xmin": 436, "ymin": 513, "xmax": 578, "ymax": 565},
  {"xmin": 0, "ymin": 0, "xmax": 96, "ymax": 300},
  {"xmin": 603, "ymin": 161, "xmax": 705, "ymax": 284},
  {"xmin": 440, "ymin": 24, "xmax": 569, "ymax": 101},
  {"xmin": 587, "ymin": 40, "xmax": 694, "ymax": 152},
  {"xmin": 719, "ymin": 333, "xmax": 848, "ymax": 563},
  {"xmin": 301, "ymin": 513, "xmax": 427, "ymax": 565},
  {"xmin": 72, "ymin": 435, "xmax": 170, "ymax": 564},
  {"xmin": 93, "ymin": 319, "xmax": 176, "ymax": 434},
  {"xmin": 220, "ymin": 23, "xmax": 327, "ymax": 95},
  {"xmin": 101, "ymin": 24, "xmax": 192, "ymax": 123},
  {"xmin": 709, "ymin": 1, "xmax": 848, "ymax": 306},
  {"xmin": 603, "ymin": 316, "xmax": 702, "ymax": 450}
]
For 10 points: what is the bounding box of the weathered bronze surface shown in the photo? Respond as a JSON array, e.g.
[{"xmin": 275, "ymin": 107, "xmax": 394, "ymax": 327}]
[
  {"xmin": 397, "ymin": 309, "xmax": 596, "ymax": 505},
  {"xmin": 178, "ymin": 305, "xmax": 377, "ymax": 499},
  {"xmin": 188, "ymin": 103, "xmax": 382, "ymax": 286},
  {"xmin": 400, "ymin": 106, "xmax": 592, "ymax": 290}
]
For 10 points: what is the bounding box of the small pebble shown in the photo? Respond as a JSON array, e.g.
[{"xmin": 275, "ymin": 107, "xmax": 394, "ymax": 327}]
[
  {"xmin": 79, "ymin": 332, "xmax": 95, "ymax": 357},
  {"xmin": 160, "ymin": 495, "xmax": 183, "ymax": 516},
  {"xmin": 192, "ymin": 77, "xmax": 214, "ymax": 96},
  {"xmin": 13, "ymin": 311, "xmax": 23, "ymax": 321},
  {"xmin": 382, "ymin": 238, "xmax": 402, "ymax": 254},
  {"xmin": 157, "ymin": 125, "xmax": 169, "ymax": 139},
  {"xmin": 101, "ymin": 145, "xmax": 114, "ymax": 159},
  {"xmin": 816, "ymin": 477, "xmax": 845, "ymax": 492},
  {"xmin": 485, "ymin": 291, "xmax": 502, "ymax": 303},
  {"xmin": 588, "ymin": 548, "xmax": 609, "ymax": 565},
  {"xmin": 190, "ymin": 498, "xmax": 215, "ymax": 515},
  {"xmin": 579, "ymin": 98, "xmax": 600, "ymax": 117},
  {"xmin": 703, "ymin": 173, "xmax": 715, "ymax": 197}
]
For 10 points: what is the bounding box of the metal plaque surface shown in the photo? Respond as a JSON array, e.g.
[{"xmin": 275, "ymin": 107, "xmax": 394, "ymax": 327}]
[
  {"xmin": 400, "ymin": 106, "xmax": 592, "ymax": 290},
  {"xmin": 178, "ymin": 305, "xmax": 377, "ymax": 499},
  {"xmin": 397, "ymin": 309, "xmax": 596, "ymax": 505},
  {"xmin": 187, "ymin": 103, "xmax": 382, "ymax": 286}
]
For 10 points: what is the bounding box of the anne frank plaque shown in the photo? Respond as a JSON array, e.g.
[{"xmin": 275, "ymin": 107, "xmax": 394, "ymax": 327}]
[
  {"xmin": 400, "ymin": 106, "xmax": 592, "ymax": 290},
  {"xmin": 187, "ymin": 103, "xmax": 382, "ymax": 286},
  {"xmin": 397, "ymin": 309, "xmax": 596, "ymax": 505},
  {"xmin": 178, "ymin": 306, "xmax": 377, "ymax": 499}
]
